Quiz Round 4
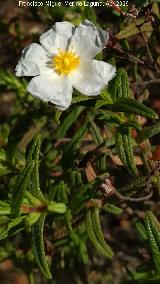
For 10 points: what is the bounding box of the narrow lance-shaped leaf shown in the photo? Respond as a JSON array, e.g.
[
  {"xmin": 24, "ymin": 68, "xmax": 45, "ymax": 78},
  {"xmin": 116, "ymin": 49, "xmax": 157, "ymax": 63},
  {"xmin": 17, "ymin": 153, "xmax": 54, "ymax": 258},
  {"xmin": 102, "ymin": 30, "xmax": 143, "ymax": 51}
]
[
  {"xmin": 118, "ymin": 176, "xmax": 147, "ymax": 193},
  {"xmin": 115, "ymin": 129, "xmax": 138, "ymax": 175},
  {"xmin": 26, "ymin": 136, "xmax": 39, "ymax": 163},
  {"xmin": 31, "ymin": 213, "xmax": 52, "ymax": 279},
  {"xmin": 89, "ymin": 115, "xmax": 103, "ymax": 144},
  {"xmin": 103, "ymin": 204, "xmax": 123, "ymax": 215},
  {"xmin": 56, "ymin": 181, "xmax": 68, "ymax": 204},
  {"xmin": 55, "ymin": 106, "xmax": 84, "ymax": 139},
  {"xmin": 85, "ymin": 209, "xmax": 113, "ymax": 259},
  {"xmin": 0, "ymin": 216, "xmax": 26, "ymax": 241},
  {"xmin": 0, "ymin": 201, "xmax": 11, "ymax": 215},
  {"xmin": 25, "ymin": 212, "xmax": 41, "ymax": 232},
  {"xmin": 134, "ymin": 220, "xmax": 148, "ymax": 241},
  {"xmin": 64, "ymin": 120, "xmax": 89, "ymax": 152},
  {"xmin": 137, "ymin": 122, "xmax": 160, "ymax": 143},
  {"xmin": 102, "ymin": 98, "xmax": 158, "ymax": 120},
  {"xmin": 108, "ymin": 68, "xmax": 131, "ymax": 102},
  {"xmin": 91, "ymin": 207, "xmax": 114, "ymax": 257},
  {"xmin": 12, "ymin": 161, "xmax": 35, "ymax": 217},
  {"xmin": 89, "ymin": 115, "xmax": 106, "ymax": 171},
  {"xmin": 7, "ymin": 110, "xmax": 46, "ymax": 158},
  {"xmin": 144, "ymin": 212, "xmax": 160, "ymax": 272},
  {"xmin": 123, "ymin": 130, "xmax": 138, "ymax": 174},
  {"xmin": 15, "ymin": 160, "xmax": 33, "ymax": 190},
  {"xmin": 146, "ymin": 211, "xmax": 160, "ymax": 249},
  {"xmin": 116, "ymin": 131, "xmax": 127, "ymax": 166},
  {"xmin": 31, "ymin": 137, "xmax": 44, "ymax": 201},
  {"xmin": 8, "ymin": 216, "xmax": 27, "ymax": 239},
  {"xmin": 122, "ymin": 120, "xmax": 142, "ymax": 131}
]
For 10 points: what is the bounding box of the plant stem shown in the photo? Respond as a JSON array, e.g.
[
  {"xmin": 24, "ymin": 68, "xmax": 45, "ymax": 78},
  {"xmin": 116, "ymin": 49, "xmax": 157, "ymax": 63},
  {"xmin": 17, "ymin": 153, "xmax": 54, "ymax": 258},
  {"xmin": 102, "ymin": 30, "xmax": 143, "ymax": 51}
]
[{"xmin": 28, "ymin": 272, "xmax": 35, "ymax": 284}]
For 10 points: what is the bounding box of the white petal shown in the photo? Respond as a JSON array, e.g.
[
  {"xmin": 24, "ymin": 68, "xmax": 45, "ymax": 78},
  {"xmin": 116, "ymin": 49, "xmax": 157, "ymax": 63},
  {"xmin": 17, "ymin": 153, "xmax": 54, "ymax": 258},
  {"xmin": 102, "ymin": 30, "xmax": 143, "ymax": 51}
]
[
  {"xmin": 55, "ymin": 21, "xmax": 74, "ymax": 37},
  {"xmin": 77, "ymin": 20, "xmax": 108, "ymax": 49},
  {"xmin": 92, "ymin": 59, "xmax": 116, "ymax": 84},
  {"xmin": 40, "ymin": 21, "xmax": 75, "ymax": 56},
  {"xmin": 69, "ymin": 36, "xmax": 100, "ymax": 60},
  {"xmin": 15, "ymin": 43, "xmax": 49, "ymax": 77},
  {"xmin": 27, "ymin": 70, "xmax": 73, "ymax": 110},
  {"xmin": 69, "ymin": 20, "xmax": 108, "ymax": 59},
  {"xmin": 72, "ymin": 60, "xmax": 116, "ymax": 96}
]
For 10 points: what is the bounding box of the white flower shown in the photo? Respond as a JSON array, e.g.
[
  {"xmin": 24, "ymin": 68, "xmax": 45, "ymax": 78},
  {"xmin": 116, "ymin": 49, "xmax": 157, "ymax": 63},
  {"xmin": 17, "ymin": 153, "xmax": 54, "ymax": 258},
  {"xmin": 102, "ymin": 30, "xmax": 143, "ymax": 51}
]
[{"xmin": 16, "ymin": 20, "xmax": 116, "ymax": 110}]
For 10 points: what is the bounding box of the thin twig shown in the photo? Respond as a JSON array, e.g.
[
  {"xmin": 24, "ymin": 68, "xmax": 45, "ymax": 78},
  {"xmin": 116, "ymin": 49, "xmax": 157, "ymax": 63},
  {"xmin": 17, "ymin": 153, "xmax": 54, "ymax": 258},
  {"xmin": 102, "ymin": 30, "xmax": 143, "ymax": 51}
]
[
  {"xmin": 133, "ymin": 18, "xmax": 159, "ymax": 71},
  {"xmin": 132, "ymin": 79, "xmax": 160, "ymax": 97},
  {"xmin": 112, "ymin": 45, "xmax": 158, "ymax": 72},
  {"xmin": 106, "ymin": 0, "xmax": 136, "ymax": 18},
  {"xmin": 134, "ymin": 79, "xmax": 160, "ymax": 88},
  {"xmin": 52, "ymin": 214, "xmax": 84, "ymax": 241},
  {"xmin": 113, "ymin": 188, "xmax": 153, "ymax": 202},
  {"xmin": 101, "ymin": 176, "xmax": 153, "ymax": 202}
]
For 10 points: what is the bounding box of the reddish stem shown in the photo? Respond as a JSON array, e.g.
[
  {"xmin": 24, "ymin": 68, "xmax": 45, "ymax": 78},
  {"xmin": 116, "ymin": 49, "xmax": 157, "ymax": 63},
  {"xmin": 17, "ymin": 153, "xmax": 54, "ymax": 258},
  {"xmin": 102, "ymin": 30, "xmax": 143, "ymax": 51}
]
[
  {"xmin": 21, "ymin": 204, "xmax": 47, "ymax": 213},
  {"xmin": 107, "ymin": 0, "xmax": 136, "ymax": 18}
]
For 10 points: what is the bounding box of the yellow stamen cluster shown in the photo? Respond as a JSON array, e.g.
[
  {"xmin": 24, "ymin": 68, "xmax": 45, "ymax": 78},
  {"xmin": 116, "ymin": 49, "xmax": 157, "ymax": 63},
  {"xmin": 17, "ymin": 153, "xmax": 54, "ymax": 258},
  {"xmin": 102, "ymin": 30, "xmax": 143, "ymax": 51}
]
[{"xmin": 53, "ymin": 49, "xmax": 80, "ymax": 75}]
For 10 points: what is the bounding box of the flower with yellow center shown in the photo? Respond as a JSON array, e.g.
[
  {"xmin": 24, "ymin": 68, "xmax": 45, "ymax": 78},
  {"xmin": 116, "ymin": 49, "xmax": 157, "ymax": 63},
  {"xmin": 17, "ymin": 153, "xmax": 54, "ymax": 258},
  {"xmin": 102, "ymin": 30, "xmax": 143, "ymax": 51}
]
[
  {"xmin": 53, "ymin": 50, "xmax": 80, "ymax": 75},
  {"xmin": 16, "ymin": 20, "xmax": 116, "ymax": 110}
]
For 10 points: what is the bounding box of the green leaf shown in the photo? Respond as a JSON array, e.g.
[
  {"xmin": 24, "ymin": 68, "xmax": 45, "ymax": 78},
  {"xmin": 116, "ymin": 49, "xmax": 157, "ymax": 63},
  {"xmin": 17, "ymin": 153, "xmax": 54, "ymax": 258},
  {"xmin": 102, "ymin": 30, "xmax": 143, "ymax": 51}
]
[
  {"xmin": 91, "ymin": 207, "xmax": 114, "ymax": 257},
  {"xmin": 31, "ymin": 213, "xmax": 52, "ymax": 279},
  {"xmin": 102, "ymin": 98, "xmax": 158, "ymax": 120},
  {"xmin": 98, "ymin": 112, "xmax": 141, "ymax": 131},
  {"xmin": 26, "ymin": 136, "xmax": 40, "ymax": 163},
  {"xmin": 47, "ymin": 201, "xmax": 66, "ymax": 214},
  {"xmin": 108, "ymin": 68, "xmax": 131, "ymax": 102},
  {"xmin": 56, "ymin": 181, "xmax": 68, "ymax": 204},
  {"xmin": 26, "ymin": 136, "xmax": 45, "ymax": 201},
  {"xmin": 0, "ymin": 68, "xmax": 27, "ymax": 93},
  {"xmin": 104, "ymin": 138, "xmax": 115, "ymax": 147},
  {"xmin": 0, "ymin": 201, "xmax": 11, "ymax": 215},
  {"xmin": 137, "ymin": 122, "xmax": 160, "ymax": 143},
  {"xmin": 97, "ymin": 111, "xmax": 125, "ymax": 128},
  {"xmin": 146, "ymin": 211, "xmax": 160, "ymax": 249},
  {"xmin": 54, "ymin": 109, "xmax": 62, "ymax": 124},
  {"xmin": 25, "ymin": 191, "xmax": 43, "ymax": 206},
  {"xmin": 118, "ymin": 176, "xmax": 147, "ymax": 194},
  {"xmin": 12, "ymin": 161, "xmax": 35, "ymax": 217},
  {"xmin": 103, "ymin": 204, "xmax": 123, "ymax": 215},
  {"xmin": 7, "ymin": 110, "xmax": 46, "ymax": 158},
  {"xmin": 64, "ymin": 120, "xmax": 89, "ymax": 152},
  {"xmin": 0, "ymin": 149, "xmax": 6, "ymax": 161},
  {"xmin": 85, "ymin": 209, "xmax": 113, "ymax": 259},
  {"xmin": 152, "ymin": 175, "xmax": 160, "ymax": 196},
  {"xmin": 25, "ymin": 212, "xmax": 41, "ymax": 232},
  {"xmin": 0, "ymin": 216, "xmax": 26, "ymax": 240},
  {"xmin": 144, "ymin": 212, "xmax": 160, "ymax": 271},
  {"xmin": 116, "ymin": 18, "xmax": 153, "ymax": 39},
  {"xmin": 95, "ymin": 99, "xmax": 109, "ymax": 109},
  {"xmin": 123, "ymin": 120, "xmax": 142, "ymax": 131},
  {"xmin": 55, "ymin": 106, "xmax": 84, "ymax": 139},
  {"xmin": 0, "ymin": 225, "xmax": 9, "ymax": 241},
  {"xmin": 82, "ymin": 6, "xmax": 97, "ymax": 24},
  {"xmin": 100, "ymin": 89, "xmax": 113, "ymax": 102},
  {"xmin": 0, "ymin": 165, "xmax": 11, "ymax": 176},
  {"xmin": 89, "ymin": 116, "xmax": 103, "ymax": 144},
  {"xmin": 31, "ymin": 137, "xmax": 44, "ymax": 201},
  {"xmin": 134, "ymin": 220, "xmax": 148, "ymax": 241},
  {"xmin": 152, "ymin": 3, "xmax": 160, "ymax": 18},
  {"xmin": 115, "ymin": 129, "xmax": 138, "ymax": 175},
  {"xmin": 8, "ymin": 215, "xmax": 26, "ymax": 231}
]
